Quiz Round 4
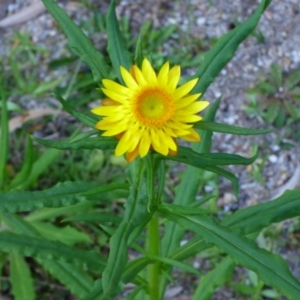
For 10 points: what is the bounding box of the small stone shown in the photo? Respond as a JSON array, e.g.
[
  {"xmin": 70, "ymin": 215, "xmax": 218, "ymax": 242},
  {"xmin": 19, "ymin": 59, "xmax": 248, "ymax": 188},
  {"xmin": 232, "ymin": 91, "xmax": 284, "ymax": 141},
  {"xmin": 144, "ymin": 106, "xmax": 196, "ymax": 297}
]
[{"xmin": 269, "ymin": 154, "xmax": 278, "ymax": 163}]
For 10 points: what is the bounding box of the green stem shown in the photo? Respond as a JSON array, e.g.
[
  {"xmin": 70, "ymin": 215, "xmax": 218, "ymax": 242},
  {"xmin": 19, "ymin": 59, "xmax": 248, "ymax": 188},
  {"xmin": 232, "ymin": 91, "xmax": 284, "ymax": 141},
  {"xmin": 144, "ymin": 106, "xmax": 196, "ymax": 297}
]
[{"xmin": 147, "ymin": 216, "xmax": 160, "ymax": 300}]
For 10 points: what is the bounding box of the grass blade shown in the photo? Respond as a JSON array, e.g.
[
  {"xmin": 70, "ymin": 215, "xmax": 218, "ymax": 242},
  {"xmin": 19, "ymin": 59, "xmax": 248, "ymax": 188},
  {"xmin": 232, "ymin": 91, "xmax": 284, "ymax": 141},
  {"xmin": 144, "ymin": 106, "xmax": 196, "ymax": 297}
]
[
  {"xmin": 192, "ymin": 0, "xmax": 271, "ymax": 94},
  {"xmin": 41, "ymin": 0, "xmax": 111, "ymax": 81},
  {"xmin": 106, "ymin": 0, "xmax": 131, "ymax": 81}
]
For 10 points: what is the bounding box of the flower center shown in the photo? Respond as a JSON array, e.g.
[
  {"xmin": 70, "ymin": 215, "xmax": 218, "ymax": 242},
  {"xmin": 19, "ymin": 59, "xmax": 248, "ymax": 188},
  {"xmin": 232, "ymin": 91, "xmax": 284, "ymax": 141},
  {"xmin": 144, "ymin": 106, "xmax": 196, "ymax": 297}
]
[{"xmin": 133, "ymin": 88, "xmax": 174, "ymax": 127}]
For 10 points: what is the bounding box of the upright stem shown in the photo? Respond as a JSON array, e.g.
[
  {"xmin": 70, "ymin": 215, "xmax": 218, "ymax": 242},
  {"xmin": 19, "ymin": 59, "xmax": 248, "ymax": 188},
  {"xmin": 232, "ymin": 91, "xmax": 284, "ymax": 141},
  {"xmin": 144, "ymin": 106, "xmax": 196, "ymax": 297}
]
[
  {"xmin": 145, "ymin": 155, "xmax": 161, "ymax": 299},
  {"xmin": 147, "ymin": 216, "xmax": 160, "ymax": 300}
]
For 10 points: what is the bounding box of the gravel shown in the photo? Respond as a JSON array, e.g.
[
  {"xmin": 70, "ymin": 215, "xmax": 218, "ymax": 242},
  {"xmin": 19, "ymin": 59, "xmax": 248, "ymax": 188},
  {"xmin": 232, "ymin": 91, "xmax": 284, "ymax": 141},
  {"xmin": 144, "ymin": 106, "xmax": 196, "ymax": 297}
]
[{"xmin": 1, "ymin": 0, "xmax": 300, "ymax": 298}]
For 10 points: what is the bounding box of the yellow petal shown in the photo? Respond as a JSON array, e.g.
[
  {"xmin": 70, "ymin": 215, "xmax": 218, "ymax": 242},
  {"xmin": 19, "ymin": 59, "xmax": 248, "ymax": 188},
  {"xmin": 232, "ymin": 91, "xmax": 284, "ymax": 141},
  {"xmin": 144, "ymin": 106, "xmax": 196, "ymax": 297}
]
[
  {"xmin": 102, "ymin": 88, "xmax": 127, "ymax": 103},
  {"xmin": 180, "ymin": 128, "xmax": 201, "ymax": 142},
  {"xmin": 174, "ymin": 115, "xmax": 202, "ymax": 123},
  {"xmin": 127, "ymin": 129, "xmax": 142, "ymax": 152},
  {"xmin": 166, "ymin": 65, "xmax": 180, "ymax": 91},
  {"xmin": 157, "ymin": 129, "xmax": 174, "ymax": 153},
  {"xmin": 175, "ymin": 107, "xmax": 203, "ymax": 116},
  {"xmin": 102, "ymin": 122, "xmax": 128, "ymax": 136},
  {"xmin": 157, "ymin": 61, "xmax": 169, "ymax": 86},
  {"xmin": 91, "ymin": 105, "xmax": 121, "ymax": 116},
  {"xmin": 98, "ymin": 112, "xmax": 126, "ymax": 123},
  {"xmin": 167, "ymin": 120, "xmax": 193, "ymax": 130},
  {"xmin": 132, "ymin": 65, "xmax": 147, "ymax": 86},
  {"xmin": 173, "ymin": 78, "xmax": 198, "ymax": 100},
  {"xmin": 102, "ymin": 98, "xmax": 120, "ymax": 106},
  {"xmin": 115, "ymin": 131, "xmax": 132, "ymax": 155},
  {"xmin": 161, "ymin": 130, "xmax": 177, "ymax": 151},
  {"xmin": 139, "ymin": 130, "xmax": 151, "ymax": 157},
  {"xmin": 102, "ymin": 79, "xmax": 132, "ymax": 95},
  {"xmin": 142, "ymin": 58, "xmax": 157, "ymax": 84},
  {"xmin": 171, "ymin": 128, "xmax": 191, "ymax": 136},
  {"xmin": 175, "ymin": 93, "xmax": 201, "ymax": 109},
  {"xmin": 163, "ymin": 126, "xmax": 176, "ymax": 137},
  {"xmin": 151, "ymin": 130, "xmax": 168, "ymax": 156},
  {"xmin": 184, "ymin": 101, "xmax": 210, "ymax": 113},
  {"xmin": 120, "ymin": 66, "xmax": 139, "ymax": 89}
]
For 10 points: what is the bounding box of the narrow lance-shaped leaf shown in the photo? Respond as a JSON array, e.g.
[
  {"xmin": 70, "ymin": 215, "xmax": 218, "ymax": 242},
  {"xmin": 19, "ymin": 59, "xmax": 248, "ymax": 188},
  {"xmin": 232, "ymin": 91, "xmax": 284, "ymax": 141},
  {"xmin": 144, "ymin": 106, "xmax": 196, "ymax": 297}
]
[
  {"xmin": 0, "ymin": 231, "xmax": 107, "ymax": 271},
  {"xmin": 0, "ymin": 78, "xmax": 8, "ymax": 190},
  {"xmin": 55, "ymin": 93, "xmax": 98, "ymax": 128},
  {"xmin": 2, "ymin": 213, "xmax": 94, "ymax": 298},
  {"xmin": 10, "ymin": 252, "xmax": 36, "ymax": 300},
  {"xmin": 0, "ymin": 181, "xmax": 128, "ymax": 213},
  {"xmin": 18, "ymin": 148, "xmax": 60, "ymax": 190},
  {"xmin": 194, "ymin": 121, "xmax": 273, "ymax": 135},
  {"xmin": 192, "ymin": 256, "xmax": 235, "ymax": 300},
  {"xmin": 107, "ymin": 0, "xmax": 131, "ymax": 81},
  {"xmin": 33, "ymin": 135, "xmax": 117, "ymax": 151},
  {"xmin": 169, "ymin": 189, "xmax": 300, "ymax": 262},
  {"xmin": 164, "ymin": 146, "xmax": 258, "ymax": 167},
  {"xmin": 99, "ymin": 159, "xmax": 151, "ymax": 299},
  {"xmin": 192, "ymin": 0, "xmax": 271, "ymax": 94},
  {"xmin": 9, "ymin": 135, "xmax": 35, "ymax": 190},
  {"xmin": 161, "ymin": 211, "xmax": 300, "ymax": 300},
  {"xmin": 134, "ymin": 20, "xmax": 152, "ymax": 67},
  {"xmin": 41, "ymin": 0, "xmax": 111, "ymax": 81}
]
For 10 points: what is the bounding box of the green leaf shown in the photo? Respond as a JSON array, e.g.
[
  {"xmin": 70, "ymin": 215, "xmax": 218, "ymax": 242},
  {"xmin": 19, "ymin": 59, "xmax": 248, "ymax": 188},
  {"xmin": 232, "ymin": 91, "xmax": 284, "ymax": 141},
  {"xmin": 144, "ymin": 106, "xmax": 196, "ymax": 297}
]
[
  {"xmin": 41, "ymin": 260, "xmax": 94, "ymax": 297},
  {"xmin": 0, "ymin": 80, "xmax": 8, "ymax": 190},
  {"xmin": 270, "ymin": 63, "xmax": 282, "ymax": 88},
  {"xmin": 8, "ymin": 136, "xmax": 35, "ymax": 190},
  {"xmin": 192, "ymin": 0, "xmax": 271, "ymax": 94},
  {"xmin": 265, "ymin": 101, "xmax": 280, "ymax": 123},
  {"xmin": 192, "ymin": 256, "xmax": 235, "ymax": 300},
  {"xmin": 222, "ymin": 189, "xmax": 300, "ymax": 233},
  {"xmin": 194, "ymin": 121, "xmax": 273, "ymax": 135},
  {"xmin": 257, "ymin": 81, "xmax": 277, "ymax": 95},
  {"xmin": 0, "ymin": 181, "xmax": 128, "ymax": 213},
  {"xmin": 0, "ymin": 231, "xmax": 106, "ymax": 270},
  {"xmin": 0, "ymin": 181, "xmax": 96, "ymax": 212},
  {"xmin": 99, "ymin": 159, "xmax": 151, "ymax": 299},
  {"xmin": 25, "ymin": 201, "xmax": 93, "ymax": 222},
  {"xmin": 10, "ymin": 252, "xmax": 36, "ymax": 300},
  {"xmin": 124, "ymin": 286, "xmax": 145, "ymax": 300},
  {"xmin": 159, "ymin": 203, "xmax": 210, "ymax": 216},
  {"xmin": 122, "ymin": 257, "xmax": 150, "ymax": 284},
  {"xmin": 134, "ymin": 21, "xmax": 151, "ymax": 67},
  {"xmin": 3, "ymin": 213, "xmax": 94, "ymax": 297},
  {"xmin": 170, "ymin": 188, "xmax": 300, "ymax": 262},
  {"xmin": 161, "ymin": 212, "xmax": 300, "ymax": 300},
  {"xmin": 164, "ymin": 146, "xmax": 258, "ymax": 167},
  {"xmin": 285, "ymin": 69, "xmax": 300, "ymax": 91},
  {"xmin": 106, "ymin": 0, "xmax": 131, "ymax": 81},
  {"xmin": 33, "ymin": 77, "xmax": 65, "ymax": 95},
  {"xmin": 30, "ymin": 222, "xmax": 91, "ymax": 246},
  {"xmin": 64, "ymin": 212, "xmax": 122, "ymax": 224},
  {"xmin": 151, "ymin": 254, "xmax": 201, "ymax": 276},
  {"xmin": 284, "ymin": 101, "xmax": 300, "ymax": 120},
  {"xmin": 160, "ymin": 147, "xmax": 256, "ymax": 198},
  {"xmin": 55, "ymin": 93, "xmax": 98, "ymax": 128},
  {"xmin": 18, "ymin": 148, "xmax": 60, "ymax": 190},
  {"xmin": 41, "ymin": 0, "xmax": 111, "ymax": 81},
  {"xmin": 204, "ymin": 165, "xmax": 239, "ymax": 198},
  {"xmin": 33, "ymin": 135, "xmax": 117, "ymax": 151}
]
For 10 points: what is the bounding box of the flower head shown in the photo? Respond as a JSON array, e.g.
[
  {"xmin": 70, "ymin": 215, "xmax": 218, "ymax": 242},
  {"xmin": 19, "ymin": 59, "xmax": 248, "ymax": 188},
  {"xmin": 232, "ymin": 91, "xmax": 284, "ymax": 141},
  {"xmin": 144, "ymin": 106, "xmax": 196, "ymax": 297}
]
[{"xmin": 92, "ymin": 58, "xmax": 209, "ymax": 162}]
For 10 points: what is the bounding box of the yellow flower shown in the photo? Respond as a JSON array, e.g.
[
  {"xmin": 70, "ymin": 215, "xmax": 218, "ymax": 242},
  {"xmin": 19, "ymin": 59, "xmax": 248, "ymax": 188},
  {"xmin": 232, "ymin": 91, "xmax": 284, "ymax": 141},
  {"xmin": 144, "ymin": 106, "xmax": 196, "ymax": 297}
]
[{"xmin": 91, "ymin": 58, "xmax": 209, "ymax": 162}]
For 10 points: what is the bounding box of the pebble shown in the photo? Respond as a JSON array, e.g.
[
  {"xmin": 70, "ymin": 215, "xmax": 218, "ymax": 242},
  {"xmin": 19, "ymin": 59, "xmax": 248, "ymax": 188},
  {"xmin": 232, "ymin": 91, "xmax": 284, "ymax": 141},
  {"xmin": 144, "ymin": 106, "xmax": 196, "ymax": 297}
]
[{"xmin": 268, "ymin": 154, "xmax": 278, "ymax": 163}]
